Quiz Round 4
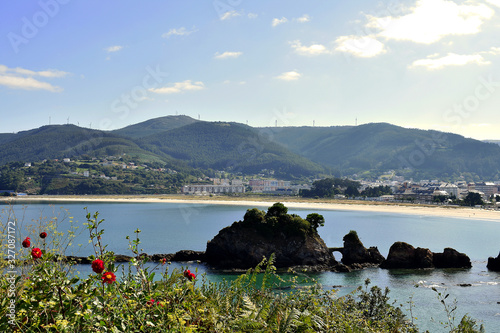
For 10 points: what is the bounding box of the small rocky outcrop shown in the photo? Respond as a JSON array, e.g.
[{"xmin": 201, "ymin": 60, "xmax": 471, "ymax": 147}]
[
  {"xmin": 381, "ymin": 242, "xmax": 472, "ymax": 269},
  {"xmin": 433, "ymin": 248, "xmax": 471, "ymax": 268},
  {"xmin": 487, "ymin": 252, "xmax": 500, "ymax": 271},
  {"xmin": 340, "ymin": 230, "xmax": 385, "ymax": 267},
  {"xmin": 205, "ymin": 203, "xmax": 337, "ymax": 269},
  {"xmin": 171, "ymin": 250, "xmax": 205, "ymax": 262},
  {"xmin": 380, "ymin": 242, "xmax": 433, "ymax": 269}
]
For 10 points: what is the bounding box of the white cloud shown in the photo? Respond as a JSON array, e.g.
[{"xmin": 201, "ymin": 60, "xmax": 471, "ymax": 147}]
[
  {"xmin": 248, "ymin": 13, "xmax": 258, "ymax": 19},
  {"xmin": 295, "ymin": 14, "xmax": 310, "ymax": 23},
  {"xmin": 0, "ymin": 65, "xmax": 68, "ymax": 92},
  {"xmin": 220, "ymin": 10, "xmax": 241, "ymax": 20},
  {"xmin": 0, "ymin": 75, "xmax": 62, "ymax": 92},
  {"xmin": 223, "ymin": 80, "xmax": 246, "ymax": 85},
  {"xmin": 162, "ymin": 27, "xmax": 197, "ymax": 38},
  {"xmin": 290, "ymin": 40, "xmax": 329, "ymax": 56},
  {"xmin": 272, "ymin": 17, "xmax": 288, "ymax": 27},
  {"xmin": 485, "ymin": 0, "xmax": 500, "ymax": 8},
  {"xmin": 149, "ymin": 80, "xmax": 205, "ymax": 94},
  {"xmin": 214, "ymin": 51, "xmax": 243, "ymax": 59},
  {"xmin": 367, "ymin": 0, "xmax": 494, "ymax": 44},
  {"xmin": 0, "ymin": 65, "xmax": 69, "ymax": 78},
  {"xmin": 335, "ymin": 35, "xmax": 386, "ymax": 58},
  {"xmin": 409, "ymin": 53, "xmax": 490, "ymax": 70},
  {"xmin": 105, "ymin": 45, "xmax": 123, "ymax": 53},
  {"xmin": 488, "ymin": 46, "xmax": 500, "ymax": 55},
  {"xmin": 275, "ymin": 71, "xmax": 301, "ymax": 81}
]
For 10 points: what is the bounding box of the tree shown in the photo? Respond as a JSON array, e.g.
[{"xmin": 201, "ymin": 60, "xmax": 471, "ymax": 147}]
[
  {"xmin": 462, "ymin": 192, "xmax": 483, "ymax": 207},
  {"xmin": 243, "ymin": 208, "xmax": 266, "ymax": 225},
  {"xmin": 345, "ymin": 185, "xmax": 360, "ymax": 197},
  {"xmin": 306, "ymin": 213, "xmax": 325, "ymax": 231},
  {"xmin": 265, "ymin": 202, "xmax": 288, "ymax": 219},
  {"xmin": 301, "ymin": 177, "xmax": 361, "ymax": 198}
]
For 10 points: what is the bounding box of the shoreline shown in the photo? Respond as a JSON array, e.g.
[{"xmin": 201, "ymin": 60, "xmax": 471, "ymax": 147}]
[{"xmin": 6, "ymin": 195, "xmax": 500, "ymax": 222}]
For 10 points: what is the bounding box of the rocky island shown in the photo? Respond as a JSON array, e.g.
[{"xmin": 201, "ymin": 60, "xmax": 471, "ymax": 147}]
[
  {"xmin": 205, "ymin": 203, "xmax": 337, "ymax": 270},
  {"xmin": 380, "ymin": 242, "xmax": 471, "ymax": 269}
]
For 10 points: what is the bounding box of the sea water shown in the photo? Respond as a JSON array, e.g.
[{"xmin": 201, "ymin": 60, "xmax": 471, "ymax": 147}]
[{"xmin": 2, "ymin": 201, "xmax": 500, "ymax": 332}]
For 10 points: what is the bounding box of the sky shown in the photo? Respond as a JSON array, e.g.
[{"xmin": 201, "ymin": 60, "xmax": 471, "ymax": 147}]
[{"xmin": 1, "ymin": 0, "xmax": 500, "ymax": 139}]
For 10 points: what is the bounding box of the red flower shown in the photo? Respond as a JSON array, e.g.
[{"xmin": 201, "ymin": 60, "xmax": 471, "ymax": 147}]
[
  {"xmin": 101, "ymin": 271, "xmax": 116, "ymax": 284},
  {"xmin": 91, "ymin": 259, "xmax": 105, "ymax": 274},
  {"xmin": 22, "ymin": 237, "xmax": 31, "ymax": 248},
  {"xmin": 146, "ymin": 299, "xmax": 155, "ymax": 307},
  {"xmin": 31, "ymin": 248, "xmax": 42, "ymax": 259},
  {"xmin": 183, "ymin": 269, "xmax": 196, "ymax": 281},
  {"xmin": 39, "ymin": 232, "xmax": 47, "ymax": 239},
  {"xmin": 160, "ymin": 258, "xmax": 167, "ymax": 265}
]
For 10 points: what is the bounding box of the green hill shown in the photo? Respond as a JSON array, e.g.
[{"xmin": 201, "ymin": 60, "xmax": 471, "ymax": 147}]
[
  {"xmin": 266, "ymin": 123, "xmax": 500, "ymax": 180},
  {"xmin": 1, "ymin": 118, "xmax": 500, "ymax": 181},
  {"xmin": 0, "ymin": 125, "xmax": 166, "ymax": 165},
  {"xmin": 112, "ymin": 115, "xmax": 199, "ymax": 139},
  {"xmin": 138, "ymin": 121, "xmax": 325, "ymax": 178},
  {"xmin": 0, "ymin": 133, "xmax": 17, "ymax": 145}
]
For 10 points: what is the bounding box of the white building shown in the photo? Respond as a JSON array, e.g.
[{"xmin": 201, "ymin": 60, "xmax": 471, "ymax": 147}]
[
  {"xmin": 181, "ymin": 185, "xmax": 245, "ymax": 195},
  {"xmin": 439, "ymin": 183, "xmax": 459, "ymax": 197},
  {"xmin": 474, "ymin": 182, "xmax": 498, "ymax": 197},
  {"xmin": 249, "ymin": 179, "xmax": 291, "ymax": 192}
]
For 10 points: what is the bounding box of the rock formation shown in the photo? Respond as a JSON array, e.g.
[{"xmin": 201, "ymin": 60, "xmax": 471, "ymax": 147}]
[
  {"xmin": 340, "ymin": 230, "xmax": 385, "ymax": 267},
  {"xmin": 433, "ymin": 248, "xmax": 471, "ymax": 268},
  {"xmin": 380, "ymin": 242, "xmax": 433, "ymax": 269},
  {"xmin": 381, "ymin": 242, "xmax": 471, "ymax": 269},
  {"xmin": 205, "ymin": 204, "xmax": 337, "ymax": 269},
  {"xmin": 487, "ymin": 252, "xmax": 500, "ymax": 271}
]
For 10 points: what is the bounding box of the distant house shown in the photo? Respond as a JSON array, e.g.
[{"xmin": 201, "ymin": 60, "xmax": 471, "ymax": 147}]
[
  {"xmin": 249, "ymin": 179, "xmax": 291, "ymax": 192},
  {"xmin": 24, "ymin": 162, "xmax": 31, "ymax": 167},
  {"xmin": 379, "ymin": 195, "xmax": 395, "ymax": 201},
  {"xmin": 439, "ymin": 183, "xmax": 459, "ymax": 197},
  {"xmin": 63, "ymin": 158, "xmax": 71, "ymax": 163},
  {"xmin": 0, "ymin": 190, "xmax": 15, "ymax": 195},
  {"xmin": 474, "ymin": 182, "xmax": 498, "ymax": 197}
]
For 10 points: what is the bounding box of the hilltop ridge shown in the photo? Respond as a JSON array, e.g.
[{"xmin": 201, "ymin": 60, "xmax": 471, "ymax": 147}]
[{"xmin": 1, "ymin": 116, "xmax": 500, "ymax": 181}]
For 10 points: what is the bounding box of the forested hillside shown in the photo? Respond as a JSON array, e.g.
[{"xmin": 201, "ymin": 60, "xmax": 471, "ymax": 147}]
[
  {"xmin": 138, "ymin": 121, "xmax": 325, "ymax": 178},
  {"xmin": 1, "ymin": 117, "xmax": 500, "ymax": 181},
  {"xmin": 266, "ymin": 123, "xmax": 500, "ymax": 180}
]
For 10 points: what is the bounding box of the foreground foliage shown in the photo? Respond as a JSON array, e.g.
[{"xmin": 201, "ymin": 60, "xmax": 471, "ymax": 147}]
[{"xmin": 0, "ymin": 209, "xmax": 485, "ymax": 332}]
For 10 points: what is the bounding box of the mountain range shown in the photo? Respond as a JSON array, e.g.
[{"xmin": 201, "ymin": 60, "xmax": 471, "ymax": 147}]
[{"xmin": 1, "ymin": 115, "xmax": 499, "ymax": 181}]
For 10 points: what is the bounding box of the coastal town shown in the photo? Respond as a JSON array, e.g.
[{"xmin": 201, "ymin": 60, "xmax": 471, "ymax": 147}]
[
  {"xmin": 2, "ymin": 155, "xmax": 498, "ymax": 208},
  {"xmin": 182, "ymin": 176, "xmax": 500, "ymax": 206}
]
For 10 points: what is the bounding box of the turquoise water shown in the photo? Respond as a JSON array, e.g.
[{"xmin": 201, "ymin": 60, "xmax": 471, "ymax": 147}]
[{"xmin": 2, "ymin": 201, "xmax": 500, "ymax": 332}]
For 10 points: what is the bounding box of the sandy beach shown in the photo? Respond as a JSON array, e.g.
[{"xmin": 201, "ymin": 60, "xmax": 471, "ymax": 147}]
[{"xmin": 7, "ymin": 195, "xmax": 500, "ymax": 222}]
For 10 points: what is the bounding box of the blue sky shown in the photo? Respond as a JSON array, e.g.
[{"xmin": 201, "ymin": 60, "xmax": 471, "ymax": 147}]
[{"xmin": 1, "ymin": 0, "xmax": 500, "ymax": 139}]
